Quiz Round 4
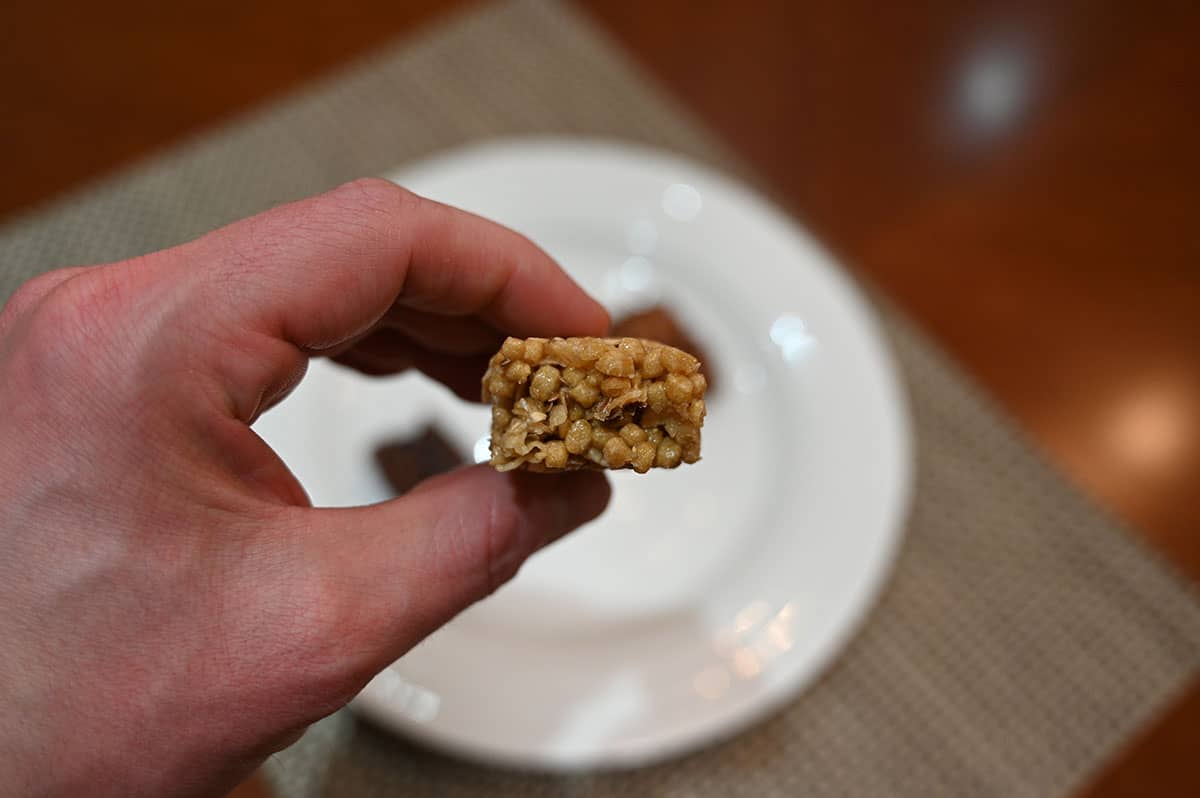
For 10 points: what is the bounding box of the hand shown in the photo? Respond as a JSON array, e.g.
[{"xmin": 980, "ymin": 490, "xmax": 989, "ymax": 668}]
[{"xmin": 0, "ymin": 179, "xmax": 611, "ymax": 798}]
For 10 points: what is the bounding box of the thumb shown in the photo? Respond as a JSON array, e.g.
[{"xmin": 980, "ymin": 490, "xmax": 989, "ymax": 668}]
[{"xmin": 293, "ymin": 465, "xmax": 609, "ymax": 675}]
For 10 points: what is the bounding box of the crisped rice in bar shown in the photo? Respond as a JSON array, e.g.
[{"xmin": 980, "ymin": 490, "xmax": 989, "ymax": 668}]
[{"xmin": 483, "ymin": 337, "xmax": 707, "ymax": 472}]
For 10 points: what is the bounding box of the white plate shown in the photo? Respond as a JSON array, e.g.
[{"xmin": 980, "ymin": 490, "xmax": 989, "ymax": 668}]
[{"xmin": 254, "ymin": 139, "xmax": 912, "ymax": 770}]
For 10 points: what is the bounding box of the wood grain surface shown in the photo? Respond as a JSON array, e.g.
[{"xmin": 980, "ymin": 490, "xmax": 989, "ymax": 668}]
[{"xmin": 2, "ymin": 1, "xmax": 1196, "ymax": 795}]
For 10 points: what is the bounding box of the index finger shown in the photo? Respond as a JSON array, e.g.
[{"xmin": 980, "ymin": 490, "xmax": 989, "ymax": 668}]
[{"xmin": 178, "ymin": 178, "xmax": 609, "ymax": 352}]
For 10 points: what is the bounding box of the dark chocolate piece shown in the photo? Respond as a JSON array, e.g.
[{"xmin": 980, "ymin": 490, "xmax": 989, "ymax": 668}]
[{"xmin": 374, "ymin": 425, "xmax": 465, "ymax": 495}]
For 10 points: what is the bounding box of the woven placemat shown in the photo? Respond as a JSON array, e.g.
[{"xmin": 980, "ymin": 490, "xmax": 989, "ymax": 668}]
[{"xmin": 2, "ymin": 2, "xmax": 1198, "ymax": 795}]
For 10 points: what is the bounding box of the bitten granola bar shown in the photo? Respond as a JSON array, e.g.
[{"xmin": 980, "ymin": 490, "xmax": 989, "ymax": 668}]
[{"xmin": 483, "ymin": 337, "xmax": 707, "ymax": 472}]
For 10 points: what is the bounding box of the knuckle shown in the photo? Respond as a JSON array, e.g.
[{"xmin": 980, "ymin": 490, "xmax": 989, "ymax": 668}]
[
  {"xmin": 24, "ymin": 267, "xmax": 126, "ymax": 348},
  {"xmin": 0, "ymin": 267, "xmax": 148, "ymax": 422},
  {"xmin": 265, "ymin": 178, "xmax": 419, "ymax": 263},
  {"xmin": 1, "ymin": 268, "xmax": 83, "ymax": 327},
  {"xmin": 330, "ymin": 177, "xmax": 418, "ymax": 219},
  {"xmin": 10, "ymin": 265, "xmax": 158, "ymax": 401}
]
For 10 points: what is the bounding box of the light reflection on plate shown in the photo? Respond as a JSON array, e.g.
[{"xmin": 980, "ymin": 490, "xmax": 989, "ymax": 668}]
[{"xmin": 253, "ymin": 139, "xmax": 912, "ymax": 770}]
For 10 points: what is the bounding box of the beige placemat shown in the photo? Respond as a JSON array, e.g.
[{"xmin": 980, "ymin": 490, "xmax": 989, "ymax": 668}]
[{"xmin": 2, "ymin": 1, "xmax": 1198, "ymax": 795}]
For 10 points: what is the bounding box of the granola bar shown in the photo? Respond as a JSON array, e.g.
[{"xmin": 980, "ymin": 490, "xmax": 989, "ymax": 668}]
[
  {"xmin": 483, "ymin": 336, "xmax": 707, "ymax": 472},
  {"xmin": 611, "ymin": 305, "xmax": 715, "ymax": 393}
]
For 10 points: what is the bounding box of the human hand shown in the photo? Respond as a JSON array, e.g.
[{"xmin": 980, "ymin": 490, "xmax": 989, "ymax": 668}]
[{"xmin": 0, "ymin": 179, "xmax": 611, "ymax": 798}]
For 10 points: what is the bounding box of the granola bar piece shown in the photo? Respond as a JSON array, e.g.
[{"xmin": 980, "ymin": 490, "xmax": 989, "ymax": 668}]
[
  {"xmin": 611, "ymin": 305, "xmax": 715, "ymax": 393},
  {"xmin": 483, "ymin": 337, "xmax": 707, "ymax": 472}
]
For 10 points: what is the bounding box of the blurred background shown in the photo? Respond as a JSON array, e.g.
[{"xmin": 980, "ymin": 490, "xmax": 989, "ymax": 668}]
[{"xmin": 2, "ymin": 1, "xmax": 1197, "ymax": 796}]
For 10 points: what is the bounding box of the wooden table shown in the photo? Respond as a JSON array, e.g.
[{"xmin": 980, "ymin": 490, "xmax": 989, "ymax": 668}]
[{"xmin": 4, "ymin": 2, "xmax": 1197, "ymax": 795}]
